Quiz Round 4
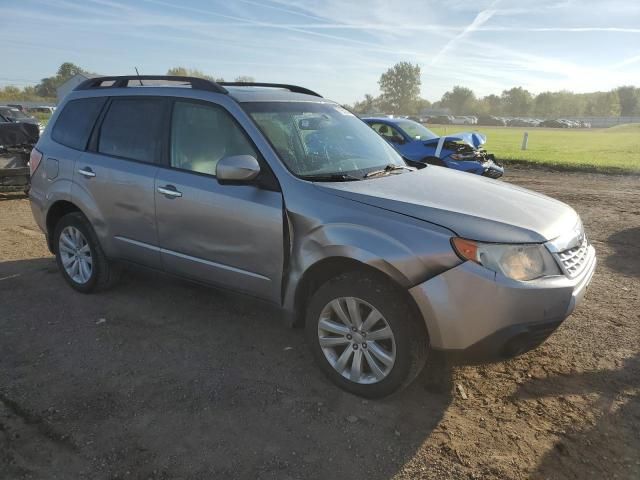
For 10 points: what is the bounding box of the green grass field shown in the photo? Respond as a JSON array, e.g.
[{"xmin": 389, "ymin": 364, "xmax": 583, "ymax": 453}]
[{"xmin": 429, "ymin": 123, "xmax": 640, "ymax": 174}]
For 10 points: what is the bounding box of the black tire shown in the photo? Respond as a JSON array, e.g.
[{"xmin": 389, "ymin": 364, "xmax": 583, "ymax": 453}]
[
  {"xmin": 53, "ymin": 211, "xmax": 119, "ymax": 293},
  {"xmin": 305, "ymin": 272, "xmax": 428, "ymax": 398},
  {"xmin": 422, "ymin": 156, "xmax": 447, "ymax": 167}
]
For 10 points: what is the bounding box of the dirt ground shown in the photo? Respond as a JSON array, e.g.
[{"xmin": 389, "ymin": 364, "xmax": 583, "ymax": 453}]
[{"xmin": 1, "ymin": 167, "xmax": 638, "ymax": 480}]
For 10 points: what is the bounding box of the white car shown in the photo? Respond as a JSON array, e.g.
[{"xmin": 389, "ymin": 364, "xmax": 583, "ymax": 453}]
[{"xmin": 451, "ymin": 116, "xmax": 475, "ymax": 125}]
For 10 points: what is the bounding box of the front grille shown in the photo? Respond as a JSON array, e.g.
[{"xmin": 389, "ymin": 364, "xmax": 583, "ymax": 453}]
[{"xmin": 555, "ymin": 236, "xmax": 589, "ymax": 277}]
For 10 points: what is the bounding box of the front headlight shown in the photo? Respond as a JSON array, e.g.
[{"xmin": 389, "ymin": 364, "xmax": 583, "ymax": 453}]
[{"xmin": 451, "ymin": 238, "xmax": 561, "ymax": 281}]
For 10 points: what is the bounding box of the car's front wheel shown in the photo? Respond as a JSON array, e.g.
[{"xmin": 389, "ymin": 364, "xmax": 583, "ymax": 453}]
[
  {"xmin": 54, "ymin": 212, "xmax": 119, "ymax": 293},
  {"xmin": 305, "ymin": 272, "xmax": 428, "ymax": 398}
]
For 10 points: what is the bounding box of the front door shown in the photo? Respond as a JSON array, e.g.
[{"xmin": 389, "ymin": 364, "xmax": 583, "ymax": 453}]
[{"xmin": 154, "ymin": 99, "xmax": 284, "ymax": 302}]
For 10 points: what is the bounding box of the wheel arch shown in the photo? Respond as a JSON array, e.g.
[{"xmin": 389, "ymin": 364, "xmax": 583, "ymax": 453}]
[
  {"xmin": 45, "ymin": 200, "xmax": 85, "ymax": 253},
  {"xmin": 291, "ymin": 256, "xmax": 425, "ymax": 336}
]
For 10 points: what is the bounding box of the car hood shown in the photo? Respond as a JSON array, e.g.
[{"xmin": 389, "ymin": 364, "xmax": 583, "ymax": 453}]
[
  {"xmin": 315, "ymin": 166, "xmax": 578, "ymax": 243},
  {"xmin": 423, "ymin": 131, "xmax": 486, "ymax": 149}
]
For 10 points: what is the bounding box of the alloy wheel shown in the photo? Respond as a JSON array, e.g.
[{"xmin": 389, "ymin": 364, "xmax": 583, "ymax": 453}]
[
  {"xmin": 58, "ymin": 226, "xmax": 93, "ymax": 284},
  {"xmin": 317, "ymin": 297, "xmax": 396, "ymax": 384}
]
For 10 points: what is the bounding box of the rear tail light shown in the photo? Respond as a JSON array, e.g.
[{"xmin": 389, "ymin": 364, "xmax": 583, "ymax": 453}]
[{"xmin": 29, "ymin": 148, "xmax": 43, "ymax": 176}]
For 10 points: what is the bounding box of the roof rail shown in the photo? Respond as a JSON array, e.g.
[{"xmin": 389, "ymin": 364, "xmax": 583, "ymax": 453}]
[
  {"xmin": 218, "ymin": 82, "xmax": 322, "ymax": 98},
  {"xmin": 74, "ymin": 75, "xmax": 228, "ymax": 94}
]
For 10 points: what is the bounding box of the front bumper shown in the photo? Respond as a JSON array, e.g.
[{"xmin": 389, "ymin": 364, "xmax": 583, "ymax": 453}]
[
  {"xmin": 448, "ymin": 153, "xmax": 503, "ymax": 179},
  {"xmin": 409, "ymin": 244, "xmax": 596, "ymax": 363},
  {"xmin": 481, "ymin": 159, "xmax": 504, "ymax": 179}
]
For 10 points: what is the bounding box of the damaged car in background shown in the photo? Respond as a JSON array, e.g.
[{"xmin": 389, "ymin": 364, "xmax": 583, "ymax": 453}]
[
  {"xmin": 363, "ymin": 117, "xmax": 503, "ymax": 178},
  {"xmin": 0, "ymin": 121, "xmax": 39, "ymax": 194},
  {"xmin": 0, "ymin": 105, "xmax": 42, "ymax": 131}
]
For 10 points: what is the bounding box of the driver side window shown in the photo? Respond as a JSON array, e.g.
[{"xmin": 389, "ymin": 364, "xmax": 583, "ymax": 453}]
[
  {"xmin": 171, "ymin": 101, "xmax": 257, "ymax": 176},
  {"xmin": 371, "ymin": 123, "xmax": 403, "ymax": 143}
]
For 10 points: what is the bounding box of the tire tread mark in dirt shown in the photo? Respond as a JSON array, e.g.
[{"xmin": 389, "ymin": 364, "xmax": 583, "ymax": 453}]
[{"xmin": 0, "ymin": 391, "xmax": 78, "ymax": 451}]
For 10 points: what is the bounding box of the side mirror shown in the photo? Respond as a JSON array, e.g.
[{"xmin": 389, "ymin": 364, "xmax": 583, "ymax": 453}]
[{"xmin": 216, "ymin": 155, "xmax": 261, "ymax": 183}]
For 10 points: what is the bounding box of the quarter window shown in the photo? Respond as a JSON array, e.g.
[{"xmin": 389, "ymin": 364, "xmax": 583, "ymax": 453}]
[
  {"xmin": 52, "ymin": 97, "xmax": 106, "ymax": 150},
  {"xmin": 170, "ymin": 101, "xmax": 257, "ymax": 176},
  {"xmin": 98, "ymin": 98, "xmax": 166, "ymax": 163}
]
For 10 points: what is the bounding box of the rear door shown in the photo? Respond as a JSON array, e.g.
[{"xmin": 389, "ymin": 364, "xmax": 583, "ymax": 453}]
[
  {"xmin": 154, "ymin": 99, "xmax": 284, "ymax": 302},
  {"xmin": 72, "ymin": 97, "xmax": 168, "ymax": 268}
]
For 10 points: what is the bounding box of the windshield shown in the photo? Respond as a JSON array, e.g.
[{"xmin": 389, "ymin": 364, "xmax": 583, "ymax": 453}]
[
  {"xmin": 244, "ymin": 102, "xmax": 405, "ymax": 179},
  {"xmin": 395, "ymin": 120, "xmax": 438, "ymax": 141}
]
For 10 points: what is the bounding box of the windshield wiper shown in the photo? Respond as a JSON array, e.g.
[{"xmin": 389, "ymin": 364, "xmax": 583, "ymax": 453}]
[
  {"xmin": 299, "ymin": 173, "xmax": 361, "ymax": 182},
  {"xmin": 364, "ymin": 164, "xmax": 414, "ymax": 179}
]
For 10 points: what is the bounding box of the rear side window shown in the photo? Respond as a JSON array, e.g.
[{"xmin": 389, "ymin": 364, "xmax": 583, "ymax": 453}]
[
  {"xmin": 98, "ymin": 98, "xmax": 166, "ymax": 163},
  {"xmin": 52, "ymin": 97, "xmax": 106, "ymax": 150}
]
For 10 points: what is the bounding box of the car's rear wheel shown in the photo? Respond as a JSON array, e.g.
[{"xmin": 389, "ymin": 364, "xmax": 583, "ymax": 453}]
[
  {"xmin": 305, "ymin": 272, "xmax": 427, "ymax": 398},
  {"xmin": 54, "ymin": 212, "xmax": 119, "ymax": 293}
]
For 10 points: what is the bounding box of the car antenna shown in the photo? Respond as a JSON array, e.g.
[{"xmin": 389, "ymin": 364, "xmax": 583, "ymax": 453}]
[{"xmin": 134, "ymin": 67, "xmax": 143, "ymax": 86}]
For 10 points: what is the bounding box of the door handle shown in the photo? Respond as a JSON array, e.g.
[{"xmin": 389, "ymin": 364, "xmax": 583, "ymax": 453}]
[
  {"xmin": 157, "ymin": 185, "xmax": 182, "ymax": 198},
  {"xmin": 78, "ymin": 167, "xmax": 96, "ymax": 178}
]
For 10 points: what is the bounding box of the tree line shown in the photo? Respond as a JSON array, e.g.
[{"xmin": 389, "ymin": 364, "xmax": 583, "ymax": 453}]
[
  {"xmin": 0, "ymin": 63, "xmax": 255, "ymax": 102},
  {"xmin": 1, "ymin": 61, "xmax": 638, "ymax": 118},
  {"xmin": 165, "ymin": 67, "xmax": 254, "ymax": 84},
  {"xmin": 430, "ymin": 84, "xmax": 636, "ymax": 117},
  {"xmin": 349, "ymin": 62, "xmax": 640, "ymax": 118},
  {"xmin": 0, "ymin": 62, "xmax": 88, "ymax": 101}
]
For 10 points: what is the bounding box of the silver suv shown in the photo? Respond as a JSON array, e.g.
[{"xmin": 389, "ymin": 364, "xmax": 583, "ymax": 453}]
[{"xmin": 29, "ymin": 76, "xmax": 596, "ymax": 398}]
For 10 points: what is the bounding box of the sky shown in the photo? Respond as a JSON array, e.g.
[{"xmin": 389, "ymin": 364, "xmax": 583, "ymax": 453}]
[{"xmin": 2, "ymin": 0, "xmax": 640, "ymax": 104}]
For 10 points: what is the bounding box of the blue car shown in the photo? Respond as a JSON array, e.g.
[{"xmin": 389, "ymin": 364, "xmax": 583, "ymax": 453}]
[{"xmin": 362, "ymin": 117, "xmax": 504, "ymax": 178}]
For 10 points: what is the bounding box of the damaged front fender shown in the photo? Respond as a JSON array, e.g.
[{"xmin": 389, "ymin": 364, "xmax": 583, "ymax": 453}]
[{"xmin": 279, "ymin": 199, "xmax": 461, "ymax": 326}]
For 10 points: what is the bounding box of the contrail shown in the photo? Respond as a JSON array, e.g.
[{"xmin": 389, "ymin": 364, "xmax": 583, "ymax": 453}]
[{"xmin": 431, "ymin": 0, "xmax": 501, "ymax": 66}]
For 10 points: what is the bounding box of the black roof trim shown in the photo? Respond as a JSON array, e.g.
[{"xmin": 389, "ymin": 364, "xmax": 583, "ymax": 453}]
[
  {"xmin": 74, "ymin": 75, "xmax": 228, "ymax": 94},
  {"xmin": 219, "ymin": 82, "xmax": 322, "ymax": 98},
  {"xmin": 73, "ymin": 76, "xmax": 323, "ymax": 98}
]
